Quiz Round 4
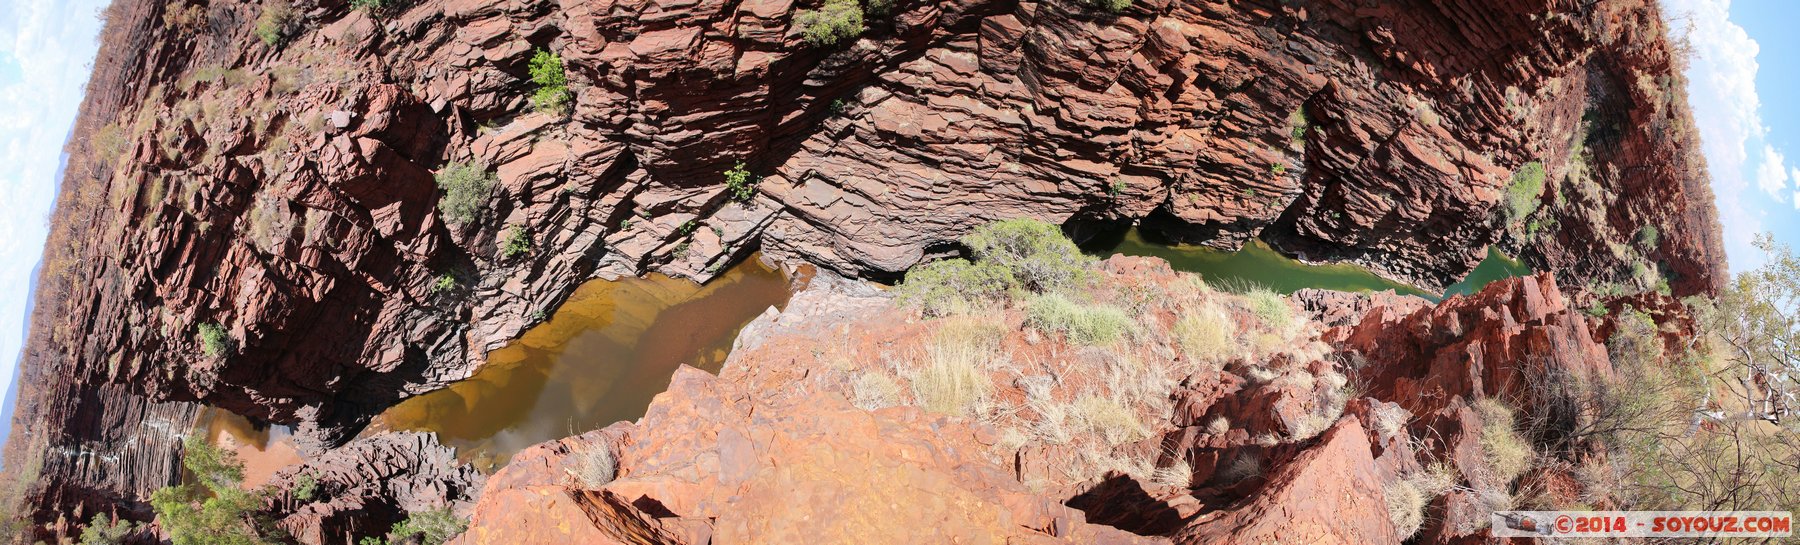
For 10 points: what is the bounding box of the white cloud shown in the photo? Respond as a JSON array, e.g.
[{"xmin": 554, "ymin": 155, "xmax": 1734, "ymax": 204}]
[
  {"xmin": 1663, "ymin": 0, "xmax": 1776, "ymax": 273},
  {"xmin": 1756, "ymin": 144, "xmax": 1789, "ymax": 200}
]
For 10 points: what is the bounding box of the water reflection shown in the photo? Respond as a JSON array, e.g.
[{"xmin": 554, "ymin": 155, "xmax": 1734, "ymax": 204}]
[
  {"xmin": 197, "ymin": 408, "xmax": 302, "ymax": 489},
  {"xmin": 362, "ymin": 257, "xmax": 792, "ymax": 471}
]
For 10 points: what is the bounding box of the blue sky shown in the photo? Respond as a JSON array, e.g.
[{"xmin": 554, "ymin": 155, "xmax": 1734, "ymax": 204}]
[
  {"xmin": 1663, "ymin": 0, "xmax": 1800, "ymax": 273},
  {"xmin": 0, "ymin": 0, "xmax": 110, "ymax": 443}
]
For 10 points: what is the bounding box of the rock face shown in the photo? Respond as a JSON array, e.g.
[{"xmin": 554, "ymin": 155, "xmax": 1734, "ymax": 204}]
[
  {"xmin": 6, "ymin": 0, "xmax": 1718, "ymax": 537},
  {"xmin": 457, "ymin": 368, "xmax": 1161, "ymax": 545},
  {"xmin": 261, "ymin": 432, "xmax": 484, "ymax": 544}
]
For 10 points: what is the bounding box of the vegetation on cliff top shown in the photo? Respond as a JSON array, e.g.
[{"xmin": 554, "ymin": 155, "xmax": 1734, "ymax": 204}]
[
  {"xmin": 796, "ymin": 0, "xmax": 864, "ymax": 46},
  {"xmin": 880, "ymin": 218, "xmax": 1336, "ymax": 488}
]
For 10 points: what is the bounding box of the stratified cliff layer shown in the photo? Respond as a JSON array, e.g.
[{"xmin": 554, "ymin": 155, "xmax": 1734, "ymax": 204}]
[{"xmin": 3, "ymin": 0, "xmax": 1720, "ymax": 536}]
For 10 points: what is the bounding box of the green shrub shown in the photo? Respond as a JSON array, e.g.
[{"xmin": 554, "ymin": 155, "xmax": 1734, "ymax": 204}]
[
  {"xmin": 292, "ymin": 473, "xmax": 318, "ymax": 501},
  {"xmin": 79, "ymin": 513, "xmax": 134, "ymax": 545},
  {"xmin": 254, "ymin": 0, "xmax": 297, "ymax": 47},
  {"xmin": 896, "ymin": 258, "xmax": 1015, "ymax": 317},
  {"xmin": 1083, "ymin": 0, "xmax": 1131, "ymax": 12},
  {"xmin": 151, "ymin": 436, "xmax": 268, "ymax": 545},
  {"xmin": 501, "ymin": 226, "xmax": 531, "ymax": 258},
  {"xmin": 1025, "ymin": 293, "xmax": 1133, "ymax": 345},
  {"xmin": 1505, "ymin": 161, "xmax": 1546, "ymax": 221},
  {"xmin": 961, "ymin": 218, "xmax": 1093, "ymax": 294},
  {"xmin": 724, "ymin": 161, "xmax": 757, "ymax": 201},
  {"xmin": 430, "ymin": 273, "xmax": 457, "ymax": 294},
  {"xmin": 386, "ymin": 507, "xmax": 467, "ymax": 545},
  {"xmin": 528, "ymin": 48, "xmax": 571, "ymax": 114},
  {"xmin": 435, "ymin": 161, "xmax": 495, "ymax": 225},
  {"xmin": 350, "ymin": 0, "xmax": 409, "ymax": 15},
  {"xmin": 796, "ymin": 0, "xmax": 863, "ymax": 46},
  {"xmin": 1635, "ymin": 224, "xmax": 1660, "ymax": 250},
  {"xmin": 198, "ymin": 322, "xmax": 232, "ymax": 357},
  {"xmin": 1287, "ymin": 107, "xmax": 1308, "ymax": 149}
]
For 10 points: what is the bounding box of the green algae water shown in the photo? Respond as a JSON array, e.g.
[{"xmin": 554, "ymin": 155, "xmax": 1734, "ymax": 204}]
[
  {"xmin": 1440, "ymin": 246, "xmax": 1532, "ymax": 298},
  {"xmin": 1095, "ymin": 228, "xmax": 1528, "ymax": 301},
  {"xmin": 362, "ymin": 257, "xmax": 791, "ymax": 471}
]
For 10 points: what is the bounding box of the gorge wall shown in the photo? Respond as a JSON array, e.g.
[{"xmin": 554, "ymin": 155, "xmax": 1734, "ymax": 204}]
[{"xmin": 2, "ymin": 0, "xmax": 1721, "ymax": 536}]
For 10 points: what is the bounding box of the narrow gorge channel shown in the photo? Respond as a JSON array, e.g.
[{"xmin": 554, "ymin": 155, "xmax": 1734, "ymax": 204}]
[{"xmin": 202, "ymin": 233, "xmax": 1529, "ymax": 477}]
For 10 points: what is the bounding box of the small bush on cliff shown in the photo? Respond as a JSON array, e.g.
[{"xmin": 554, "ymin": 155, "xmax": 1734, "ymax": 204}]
[
  {"xmin": 151, "ymin": 437, "xmax": 269, "ymax": 545},
  {"xmin": 351, "ymin": 0, "xmax": 411, "ymax": 16},
  {"xmin": 430, "ymin": 273, "xmax": 458, "ymax": 294},
  {"xmin": 254, "ymin": 0, "xmax": 298, "ymax": 47},
  {"xmin": 500, "ymin": 226, "xmax": 532, "ymax": 258},
  {"xmin": 1287, "ymin": 107, "xmax": 1309, "ymax": 149},
  {"xmin": 963, "ymin": 218, "xmax": 1094, "ymax": 294},
  {"xmin": 163, "ymin": 1, "xmax": 206, "ymax": 32},
  {"xmin": 528, "ymin": 48, "xmax": 572, "ymax": 115},
  {"xmin": 79, "ymin": 513, "xmax": 134, "ymax": 545},
  {"xmin": 1505, "ymin": 161, "xmax": 1546, "ymax": 222},
  {"xmin": 1635, "ymin": 224, "xmax": 1660, "ymax": 250},
  {"xmin": 724, "ymin": 161, "xmax": 758, "ymax": 201},
  {"xmin": 1083, "ymin": 0, "xmax": 1131, "ymax": 13},
  {"xmin": 379, "ymin": 507, "xmax": 466, "ymax": 545},
  {"xmin": 897, "ymin": 219, "xmax": 1094, "ymax": 316},
  {"xmin": 897, "ymin": 258, "xmax": 1015, "ymax": 316},
  {"xmin": 291, "ymin": 473, "xmax": 318, "ymax": 502},
  {"xmin": 197, "ymin": 322, "xmax": 232, "ymax": 357},
  {"xmin": 435, "ymin": 161, "xmax": 496, "ymax": 226},
  {"xmin": 1024, "ymin": 294, "xmax": 1133, "ymax": 345},
  {"xmin": 796, "ymin": 0, "xmax": 863, "ymax": 46}
]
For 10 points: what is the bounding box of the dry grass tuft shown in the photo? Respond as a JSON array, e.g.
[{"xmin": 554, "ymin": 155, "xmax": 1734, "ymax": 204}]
[
  {"xmin": 1372, "ymin": 403, "xmax": 1412, "ymax": 438},
  {"xmin": 905, "ymin": 322, "xmax": 1003, "ymax": 416},
  {"xmin": 572, "ymin": 444, "xmax": 617, "ymax": 489},
  {"xmin": 851, "ymin": 370, "xmax": 902, "ymax": 410},
  {"xmin": 1385, "ymin": 463, "xmax": 1457, "ymax": 539},
  {"xmin": 1025, "ymin": 294, "xmax": 1134, "ymax": 345},
  {"xmin": 1173, "ymin": 301, "xmax": 1234, "ymax": 367},
  {"xmin": 1073, "ymin": 394, "xmax": 1149, "ymax": 446},
  {"xmin": 1214, "ymin": 451, "xmax": 1262, "ymax": 484},
  {"xmin": 1473, "ymin": 398, "xmax": 1534, "ymax": 485}
]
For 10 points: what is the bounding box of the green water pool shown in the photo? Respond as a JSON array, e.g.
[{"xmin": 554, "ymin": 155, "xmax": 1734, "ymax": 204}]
[{"xmin": 1095, "ymin": 229, "xmax": 1529, "ymax": 301}]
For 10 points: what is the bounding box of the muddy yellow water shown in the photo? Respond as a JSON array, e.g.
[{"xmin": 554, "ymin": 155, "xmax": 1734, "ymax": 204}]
[
  {"xmin": 198, "ymin": 408, "xmax": 303, "ymax": 489},
  {"xmin": 362, "ymin": 257, "xmax": 792, "ymax": 471}
]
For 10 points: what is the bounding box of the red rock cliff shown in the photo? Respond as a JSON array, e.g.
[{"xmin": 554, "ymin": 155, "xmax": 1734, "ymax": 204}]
[{"xmin": 2, "ymin": 0, "xmax": 1721, "ymax": 536}]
